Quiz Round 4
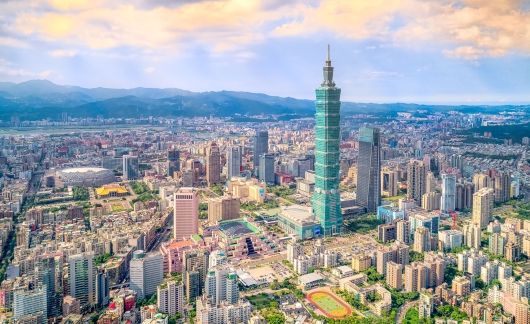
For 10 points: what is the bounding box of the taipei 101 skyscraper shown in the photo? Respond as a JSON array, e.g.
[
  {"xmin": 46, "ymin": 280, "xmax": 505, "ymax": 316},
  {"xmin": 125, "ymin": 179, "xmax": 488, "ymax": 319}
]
[{"xmin": 312, "ymin": 46, "xmax": 342, "ymax": 236}]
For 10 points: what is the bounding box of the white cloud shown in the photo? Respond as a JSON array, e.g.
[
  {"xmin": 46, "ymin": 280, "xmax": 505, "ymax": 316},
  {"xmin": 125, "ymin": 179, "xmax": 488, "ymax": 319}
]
[
  {"xmin": 0, "ymin": 58, "xmax": 55, "ymax": 78},
  {"xmin": 48, "ymin": 49, "xmax": 78, "ymax": 57},
  {"xmin": 143, "ymin": 66, "xmax": 156, "ymax": 74},
  {"xmin": 0, "ymin": 36, "xmax": 30, "ymax": 48}
]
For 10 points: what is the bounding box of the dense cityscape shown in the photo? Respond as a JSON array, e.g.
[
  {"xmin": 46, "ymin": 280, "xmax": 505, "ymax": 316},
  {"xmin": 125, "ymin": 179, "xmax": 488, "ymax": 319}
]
[{"xmin": 0, "ymin": 49, "xmax": 528, "ymax": 324}]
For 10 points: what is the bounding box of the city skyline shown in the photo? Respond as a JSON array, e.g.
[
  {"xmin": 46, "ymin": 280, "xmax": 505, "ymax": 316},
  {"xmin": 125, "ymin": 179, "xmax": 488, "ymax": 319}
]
[{"xmin": 1, "ymin": 0, "xmax": 529, "ymax": 104}]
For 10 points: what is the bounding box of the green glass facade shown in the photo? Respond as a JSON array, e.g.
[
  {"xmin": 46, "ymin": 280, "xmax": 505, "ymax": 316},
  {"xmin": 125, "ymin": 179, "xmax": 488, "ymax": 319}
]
[{"xmin": 312, "ymin": 47, "xmax": 342, "ymax": 236}]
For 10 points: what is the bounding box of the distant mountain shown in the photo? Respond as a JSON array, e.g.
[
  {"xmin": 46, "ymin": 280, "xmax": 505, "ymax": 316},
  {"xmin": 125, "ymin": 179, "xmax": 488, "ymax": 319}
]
[{"xmin": 0, "ymin": 80, "xmax": 528, "ymax": 121}]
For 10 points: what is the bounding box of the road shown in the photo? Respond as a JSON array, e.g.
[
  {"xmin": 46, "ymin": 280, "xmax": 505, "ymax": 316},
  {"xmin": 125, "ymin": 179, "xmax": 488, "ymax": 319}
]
[{"xmin": 396, "ymin": 300, "xmax": 418, "ymax": 323}]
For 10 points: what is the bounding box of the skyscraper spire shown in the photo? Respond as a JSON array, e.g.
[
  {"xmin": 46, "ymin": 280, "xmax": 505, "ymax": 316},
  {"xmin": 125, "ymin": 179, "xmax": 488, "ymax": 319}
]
[{"xmin": 322, "ymin": 44, "xmax": 335, "ymax": 87}]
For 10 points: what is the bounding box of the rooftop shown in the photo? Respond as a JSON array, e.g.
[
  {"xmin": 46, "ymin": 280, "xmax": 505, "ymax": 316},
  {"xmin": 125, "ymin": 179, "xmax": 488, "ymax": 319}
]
[{"xmin": 218, "ymin": 218, "xmax": 260, "ymax": 237}]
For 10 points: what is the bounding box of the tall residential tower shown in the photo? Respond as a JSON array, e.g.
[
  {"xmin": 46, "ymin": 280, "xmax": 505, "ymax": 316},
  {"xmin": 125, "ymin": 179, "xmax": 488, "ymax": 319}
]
[{"xmin": 312, "ymin": 46, "xmax": 342, "ymax": 236}]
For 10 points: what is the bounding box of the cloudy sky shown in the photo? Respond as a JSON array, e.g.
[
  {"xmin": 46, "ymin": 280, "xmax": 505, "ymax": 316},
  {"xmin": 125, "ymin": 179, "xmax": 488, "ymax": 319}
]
[{"xmin": 1, "ymin": 0, "xmax": 530, "ymax": 104}]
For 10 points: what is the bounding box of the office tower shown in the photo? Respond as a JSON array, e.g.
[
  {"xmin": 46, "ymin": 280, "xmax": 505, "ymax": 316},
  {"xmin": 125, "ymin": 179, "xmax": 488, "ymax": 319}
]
[
  {"xmin": 386, "ymin": 261, "xmax": 404, "ymax": 290},
  {"xmin": 381, "ymin": 167, "xmax": 398, "ymax": 197},
  {"xmin": 13, "ymin": 284, "xmax": 47, "ymax": 323},
  {"xmin": 407, "ymin": 160, "xmax": 426, "ymax": 203},
  {"xmin": 122, "ymin": 155, "xmax": 139, "ymax": 180},
  {"xmin": 291, "ymin": 155, "xmax": 315, "ymax": 178},
  {"xmin": 173, "ymin": 187, "xmax": 199, "ymax": 240},
  {"xmin": 413, "ymin": 227, "xmax": 431, "ymax": 253},
  {"xmin": 183, "ymin": 249, "xmax": 209, "ymax": 301},
  {"xmin": 473, "ymin": 173, "xmax": 492, "ymax": 191},
  {"xmin": 258, "ymin": 153, "xmax": 275, "ymax": 184},
  {"xmin": 167, "ymin": 149, "xmax": 180, "ymax": 177},
  {"xmin": 67, "ymin": 252, "xmax": 96, "ymax": 310},
  {"xmin": 226, "ymin": 146, "xmax": 241, "ymax": 180},
  {"xmin": 207, "ymin": 196, "xmax": 240, "ymax": 225},
  {"xmin": 404, "ymin": 262, "xmax": 429, "ymax": 293},
  {"xmin": 35, "ymin": 255, "xmax": 61, "ymax": 318},
  {"xmin": 95, "ymin": 270, "xmax": 110, "ymax": 307},
  {"xmin": 493, "ymin": 171, "xmax": 511, "ymax": 203},
  {"xmin": 157, "ymin": 280, "xmax": 184, "ymax": 317},
  {"xmin": 206, "ymin": 142, "xmax": 221, "ymax": 185},
  {"xmin": 472, "ymin": 187, "xmax": 494, "ymax": 228},
  {"xmin": 253, "ymin": 130, "xmax": 269, "ymax": 173},
  {"xmin": 205, "ymin": 267, "xmax": 239, "ymax": 306},
  {"xmin": 441, "ymin": 173, "xmax": 456, "ymax": 213},
  {"xmin": 463, "ymin": 223, "xmax": 481, "ymax": 249},
  {"xmin": 356, "ymin": 127, "xmax": 381, "ymax": 212},
  {"xmin": 396, "ymin": 219, "xmax": 410, "ymax": 244},
  {"xmin": 421, "ymin": 192, "xmax": 441, "ymax": 211},
  {"xmin": 130, "ymin": 250, "xmax": 163, "ymax": 299},
  {"xmin": 312, "ymin": 46, "xmax": 342, "ymax": 236}
]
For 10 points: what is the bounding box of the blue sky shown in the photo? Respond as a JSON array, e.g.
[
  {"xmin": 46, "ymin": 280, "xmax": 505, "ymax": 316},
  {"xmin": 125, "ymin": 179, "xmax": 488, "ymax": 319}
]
[{"xmin": 1, "ymin": 0, "xmax": 529, "ymax": 104}]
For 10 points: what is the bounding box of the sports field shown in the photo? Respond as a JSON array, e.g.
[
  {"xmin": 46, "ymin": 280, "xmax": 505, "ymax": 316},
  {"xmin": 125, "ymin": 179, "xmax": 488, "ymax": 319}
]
[{"xmin": 307, "ymin": 290, "xmax": 352, "ymax": 319}]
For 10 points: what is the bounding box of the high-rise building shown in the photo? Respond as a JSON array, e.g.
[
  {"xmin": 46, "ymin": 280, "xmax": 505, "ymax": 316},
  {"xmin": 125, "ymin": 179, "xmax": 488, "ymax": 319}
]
[
  {"xmin": 13, "ymin": 284, "xmax": 47, "ymax": 324},
  {"xmin": 95, "ymin": 269, "xmax": 110, "ymax": 308},
  {"xmin": 209, "ymin": 250, "xmax": 228, "ymax": 269},
  {"xmin": 356, "ymin": 127, "xmax": 381, "ymax": 212},
  {"xmin": 123, "ymin": 155, "xmax": 139, "ymax": 180},
  {"xmin": 173, "ymin": 187, "xmax": 199, "ymax": 240},
  {"xmin": 157, "ymin": 280, "xmax": 185, "ymax": 317},
  {"xmin": 253, "ymin": 130, "xmax": 269, "ymax": 166},
  {"xmin": 258, "ymin": 153, "xmax": 275, "ymax": 184},
  {"xmin": 472, "ymin": 187, "xmax": 494, "ymax": 228},
  {"xmin": 183, "ymin": 249, "xmax": 209, "ymax": 301},
  {"xmin": 456, "ymin": 181, "xmax": 474, "ymax": 211},
  {"xmin": 35, "ymin": 255, "xmax": 61, "ymax": 318},
  {"xmin": 167, "ymin": 149, "xmax": 180, "ymax": 177},
  {"xmin": 489, "ymin": 233, "xmax": 506, "ymax": 256},
  {"xmin": 404, "ymin": 262, "xmax": 428, "ymax": 293},
  {"xmin": 463, "ymin": 222, "xmax": 481, "ymax": 249},
  {"xmin": 421, "ymin": 192, "xmax": 441, "ymax": 211},
  {"xmin": 207, "ymin": 196, "xmax": 240, "ymax": 226},
  {"xmin": 407, "ymin": 160, "xmax": 426, "ymax": 204},
  {"xmin": 493, "ymin": 171, "xmax": 511, "ymax": 203},
  {"xmin": 381, "ymin": 167, "xmax": 399, "ymax": 197},
  {"xmin": 473, "ymin": 173, "xmax": 492, "ymax": 191},
  {"xmin": 67, "ymin": 252, "xmax": 96, "ymax": 310},
  {"xmin": 205, "ymin": 267, "xmax": 239, "ymax": 306},
  {"xmin": 129, "ymin": 250, "xmax": 164, "ymax": 299},
  {"xmin": 226, "ymin": 146, "xmax": 241, "ymax": 180},
  {"xmin": 396, "ymin": 219, "xmax": 410, "ymax": 244},
  {"xmin": 441, "ymin": 173, "xmax": 456, "ymax": 213},
  {"xmin": 206, "ymin": 142, "xmax": 221, "ymax": 185},
  {"xmin": 386, "ymin": 261, "xmax": 404, "ymax": 290},
  {"xmin": 413, "ymin": 227, "xmax": 432, "ymax": 253},
  {"xmin": 312, "ymin": 46, "xmax": 342, "ymax": 236}
]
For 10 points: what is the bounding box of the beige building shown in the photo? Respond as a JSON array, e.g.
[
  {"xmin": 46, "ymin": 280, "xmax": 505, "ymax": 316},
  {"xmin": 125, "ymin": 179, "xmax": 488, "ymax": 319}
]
[
  {"xmin": 206, "ymin": 142, "xmax": 221, "ymax": 186},
  {"xmin": 473, "ymin": 173, "xmax": 492, "ymax": 191},
  {"xmin": 404, "ymin": 262, "xmax": 428, "ymax": 293},
  {"xmin": 421, "ymin": 192, "xmax": 441, "ymax": 211},
  {"xmin": 472, "ymin": 187, "xmax": 494, "ymax": 229},
  {"xmin": 413, "ymin": 227, "xmax": 431, "ymax": 253},
  {"xmin": 452, "ymin": 276, "xmax": 471, "ymax": 296},
  {"xmin": 386, "ymin": 261, "xmax": 403, "ymax": 290},
  {"xmin": 208, "ymin": 196, "xmax": 240, "ymax": 225},
  {"xmin": 352, "ymin": 254, "xmax": 372, "ymax": 272}
]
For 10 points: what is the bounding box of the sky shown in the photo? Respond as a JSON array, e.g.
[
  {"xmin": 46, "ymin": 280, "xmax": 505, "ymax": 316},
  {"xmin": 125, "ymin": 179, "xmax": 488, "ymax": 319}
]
[{"xmin": 1, "ymin": 0, "xmax": 530, "ymax": 104}]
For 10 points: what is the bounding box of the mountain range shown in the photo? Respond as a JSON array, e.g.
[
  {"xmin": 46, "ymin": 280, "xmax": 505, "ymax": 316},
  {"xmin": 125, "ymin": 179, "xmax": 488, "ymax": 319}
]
[{"xmin": 0, "ymin": 80, "xmax": 528, "ymax": 121}]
